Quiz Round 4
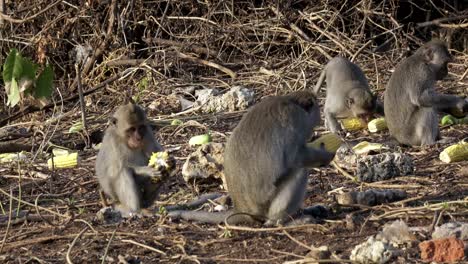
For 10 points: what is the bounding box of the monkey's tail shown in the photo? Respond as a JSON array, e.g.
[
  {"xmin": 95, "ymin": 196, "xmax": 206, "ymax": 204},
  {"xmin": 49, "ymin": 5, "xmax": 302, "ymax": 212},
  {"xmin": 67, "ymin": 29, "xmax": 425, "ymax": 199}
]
[
  {"xmin": 313, "ymin": 69, "xmax": 326, "ymax": 96},
  {"xmin": 167, "ymin": 210, "xmax": 233, "ymax": 224},
  {"xmin": 167, "ymin": 210, "xmax": 260, "ymax": 225}
]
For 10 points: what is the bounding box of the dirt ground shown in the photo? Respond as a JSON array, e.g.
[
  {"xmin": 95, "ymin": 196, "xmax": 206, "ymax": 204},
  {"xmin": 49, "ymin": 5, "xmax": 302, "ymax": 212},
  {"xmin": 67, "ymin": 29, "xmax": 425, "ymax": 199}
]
[{"xmin": 0, "ymin": 1, "xmax": 467, "ymax": 263}]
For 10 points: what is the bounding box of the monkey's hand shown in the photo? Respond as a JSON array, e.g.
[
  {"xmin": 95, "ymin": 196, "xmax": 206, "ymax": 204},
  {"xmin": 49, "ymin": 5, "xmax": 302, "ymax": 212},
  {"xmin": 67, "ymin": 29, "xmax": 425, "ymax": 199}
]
[
  {"xmin": 303, "ymin": 144, "xmax": 335, "ymax": 168},
  {"xmin": 336, "ymin": 129, "xmax": 347, "ymax": 138},
  {"xmin": 149, "ymin": 152, "xmax": 176, "ymax": 172},
  {"xmin": 319, "ymin": 143, "xmax": 336, "ymax": 165},
  {"xmin": 458, "ymin": 98, "xmax": 468, "ymax": 113},
  {"xmin": 133, "ymin": 166, "xmax": 163, "ymax": 178}
]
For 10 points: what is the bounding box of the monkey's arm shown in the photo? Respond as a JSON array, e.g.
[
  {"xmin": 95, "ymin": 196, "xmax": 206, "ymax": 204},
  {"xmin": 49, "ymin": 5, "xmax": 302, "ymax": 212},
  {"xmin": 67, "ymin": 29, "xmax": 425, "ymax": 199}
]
[
  {"xmin": 324, "ymin": 110, "xmax": 342, "ymax": 133},
  {"xmin": 375, "ymin": 100, "xmax": 385, "ymax": 116},
  {"xmin": 301, "ymin": 146, "xmax": 335, "ymax": 168},
  {"xmin": 131, "ymin": 165, "xmax": 163, "ymax": 178},
  {"xmin": 411, "ymin": 88, "xmax": 463, "ymax": 109},
  {"xmin": 116, "ymin": 169, "xmax": 142, "ymax": 212}
]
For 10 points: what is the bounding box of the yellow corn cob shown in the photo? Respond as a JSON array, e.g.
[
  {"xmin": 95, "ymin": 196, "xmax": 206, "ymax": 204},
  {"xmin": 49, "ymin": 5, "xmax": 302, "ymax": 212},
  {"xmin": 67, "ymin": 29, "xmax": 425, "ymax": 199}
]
[
  {"xmin": 148, "ymin": 151, "xmax": 172, "ymax": 169},
  {"xmin": 47, "ymin": 152, "xmax": 79, "ymax": 169},
  {"xmin": 367, "ymin": 117, "xmax": 388, "ymax": 133},
  {"xmin": 307, "ymin": 133, "xmax": 343, "ymax": 152},
  {"xmin": 0, "ymin": 151, "xmax": 27, "ymax": 163},
  {"xmin": 341, "ymin": 118, "xmax": 366, "ymax": 131},
  {"xmin": 439, "ymin": 142, "xmax": 468, "ymax": 163}
]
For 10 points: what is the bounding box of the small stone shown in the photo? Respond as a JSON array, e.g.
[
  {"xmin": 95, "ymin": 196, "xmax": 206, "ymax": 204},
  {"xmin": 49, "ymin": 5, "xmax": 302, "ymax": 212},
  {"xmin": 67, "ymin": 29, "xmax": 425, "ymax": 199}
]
[
  {"xmin": 432, "ymin": 222, "xmax": 468, "ymax": 240},
  {"xmin": 195, "ymin": 88, "xmax": 220, "ymax": 104},
  {"xmin": 418, "ymin": 237, "xmax": 465, "ymax": 263},
  {"xmin": 345, "ymin": 213, "xmax": 364, "ymax": 231},
  {"xmin": 305, "ymin": 245, "xmax": 332, "ymax": 262},
  {"xmin": 376, "ymin": 220, "xmax": 416, "ymax": 246}
]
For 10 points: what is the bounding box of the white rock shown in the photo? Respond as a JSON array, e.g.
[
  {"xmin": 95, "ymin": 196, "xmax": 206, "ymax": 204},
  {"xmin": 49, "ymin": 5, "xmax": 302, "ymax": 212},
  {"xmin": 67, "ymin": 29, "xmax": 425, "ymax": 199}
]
[{"xmin": 350, "ymin": 236, "xmax": 400, "ymax": 264}]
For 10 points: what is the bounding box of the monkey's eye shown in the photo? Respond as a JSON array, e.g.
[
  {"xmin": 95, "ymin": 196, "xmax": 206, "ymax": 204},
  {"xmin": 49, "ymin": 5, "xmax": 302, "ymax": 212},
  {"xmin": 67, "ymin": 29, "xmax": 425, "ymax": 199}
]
[
  {"xmin": 128, "ymin": 127, "xmax": 136, "ymax": 133},
  {"xmin": 137, "ymin": 125, "xmax": 146, "ymax": 135}
]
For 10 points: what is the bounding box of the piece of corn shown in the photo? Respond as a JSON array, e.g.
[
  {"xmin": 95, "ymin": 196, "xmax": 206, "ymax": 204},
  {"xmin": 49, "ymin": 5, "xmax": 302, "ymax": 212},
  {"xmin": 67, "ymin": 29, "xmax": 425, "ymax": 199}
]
[
  {"xmin": 171, "ymin": 119, "xmax": 183, "ymax": 126},
  {"xmin": 68, "ymin": 122, "xmax": 83, "ymax": 133},
  {"xmin": 189, "ymin": 133, "xmax": 212, "ymax": 146},
  {"xmin": 0, "ymin": 151, "xmax": 28, "ymax": 163},
  {"xmin": 52, "ymin": 148, "xmax": 70, "ymax": 156},
  {"xmin": 148, "ymin": 151, "xmax": 172, "ymax": 169},
  {"xmin": 368, "ymin": 117, "xmax": 388, "ymax": 133},
  {"xmin": 341, "ymin": 118, "xmax": 366, "ymax": 131},
  {"xmin": 352, "ymin": 141, "xmax": 388, "ymax": 155},
  {"xmin": 439, "ymin": 142, "xmax": 468, "ymax": 163},
  {"xmin": 47, "ymin": 152, "xmax": 79, "ymax": 169},
  {"xmin": 307, "ymin": 133, "xmax": 343, "ymax": 152}
]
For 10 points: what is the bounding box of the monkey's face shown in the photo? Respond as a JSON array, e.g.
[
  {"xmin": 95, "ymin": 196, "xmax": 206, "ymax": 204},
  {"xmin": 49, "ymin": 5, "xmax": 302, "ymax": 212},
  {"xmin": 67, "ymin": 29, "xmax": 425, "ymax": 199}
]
[
  {"xmin": 111, "ymin": 103, "xmax": 149, "ymax": 150},
  {"xmin": 350, "ymin": 95, "xmax": 376, "ymax": 122},
  {"xmin": 124, "ymin": 123, "xmax": 147, "ymax": 149},
  {"xmin": 425, "ymin": 45, "xmax": 452, "ymax": 80},
  {"xmin": 431, "ymin": 56, "xmax": 450, "ymax": 80}
]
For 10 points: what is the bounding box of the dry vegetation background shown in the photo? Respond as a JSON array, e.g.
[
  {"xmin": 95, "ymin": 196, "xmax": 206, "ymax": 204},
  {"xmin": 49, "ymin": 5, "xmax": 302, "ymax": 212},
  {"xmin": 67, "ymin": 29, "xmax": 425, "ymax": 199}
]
[{"xmin": 0, "ymin": 0, "xmax": 467, "ymax": 263}]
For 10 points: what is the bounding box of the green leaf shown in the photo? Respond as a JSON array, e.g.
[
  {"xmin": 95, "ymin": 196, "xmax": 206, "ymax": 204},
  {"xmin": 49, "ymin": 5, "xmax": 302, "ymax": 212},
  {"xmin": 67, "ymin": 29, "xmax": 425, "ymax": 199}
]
[
  {"xmin": 138, "ymin": 76, "xmax": 149, "ymax": 90},
  {"xmin": 34, "ymin": 64, "xmax": 54, "ymax": 99},
  {"xmin": 68, "ymin": 122, "xmax": 83, "ymax": 133},
  {"xmin": 6, "ymin": 78, "xmax": 20, "ymax": 107},
  {"xmin": 3, "ymin": 49, "xmax": 23, "ymax": 83},
  {"xmin": 21, "ymin": 57, "xmax": 38, "ymax": 81}
]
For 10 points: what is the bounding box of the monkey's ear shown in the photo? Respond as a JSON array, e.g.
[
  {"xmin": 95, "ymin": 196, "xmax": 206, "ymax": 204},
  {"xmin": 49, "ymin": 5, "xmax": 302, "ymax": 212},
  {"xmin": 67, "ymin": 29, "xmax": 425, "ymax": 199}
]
[
  {"xmin": 346, "ymin": 97, "xmax": 354, "ymax": 107},
  {"xmin": 110, "ymin": 117, "xmax": 118, "ymax": 126},
  {"xmin": 423, "ymin": 46, "xmax": 434, "ymax": 62},
  {"xmin": 124, "ymin": 96, "xmax": 136, "ymax": 105}
]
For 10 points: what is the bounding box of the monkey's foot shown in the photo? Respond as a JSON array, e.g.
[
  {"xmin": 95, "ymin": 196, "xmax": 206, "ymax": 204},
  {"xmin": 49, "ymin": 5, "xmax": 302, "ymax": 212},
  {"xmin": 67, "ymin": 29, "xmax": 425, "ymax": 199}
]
[
  {"xmin": 436, "ymin": 137, "xmax": 456, "ymax": 145},
  {"xmin": 284, "ymin": 215, "xmax": 318, "ymax": 226},
  {"xmin": 96, "ymin": 207, "xmax": 123, "ymax": 224}
]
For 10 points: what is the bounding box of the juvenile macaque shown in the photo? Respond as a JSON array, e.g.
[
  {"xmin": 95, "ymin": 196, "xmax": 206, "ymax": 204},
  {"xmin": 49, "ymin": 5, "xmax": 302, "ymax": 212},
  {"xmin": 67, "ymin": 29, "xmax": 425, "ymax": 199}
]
[
  {"xmin": 95, "ymin": 102, "xmax": 165, "ymax": 217},
  {"xmin": 168, "ymin": 91, "xmax": 335, "ymax": 226},
  {"xmin": 314, "ymin": 56, "xmax": 384, "ymax": 134},
  {"xmin": 384, "ymin": 40, "xmax": 467, "ymax": 146}
]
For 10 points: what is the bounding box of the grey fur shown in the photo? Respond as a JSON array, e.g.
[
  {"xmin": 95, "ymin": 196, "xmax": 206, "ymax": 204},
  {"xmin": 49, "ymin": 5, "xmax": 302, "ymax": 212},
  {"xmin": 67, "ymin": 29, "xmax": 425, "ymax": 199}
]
[
  {"xmin": 95, "ymin": 103, "xmax": 163, "ymax": 216},
  {"xmin": 169, "ymin": 91, "xmax": 334, "ymax": 226},
  {"xmin": 314, "ymin": 56, "xmax": 384, "ymax": 133},
  {"xmin": 384, "ymin": 40, "xmax": 467, "ymax": 146}
]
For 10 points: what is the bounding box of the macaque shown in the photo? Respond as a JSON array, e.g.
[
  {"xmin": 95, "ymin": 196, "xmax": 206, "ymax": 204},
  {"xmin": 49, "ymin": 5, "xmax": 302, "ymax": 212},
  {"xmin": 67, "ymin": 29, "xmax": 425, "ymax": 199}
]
[
  {"xmin": 384, "ymin": 40, "xmax": 467, "ymax": 146},
  {"xmin": 314, "ymin": 56, "xmax": 384, "ymax": 134},
  {"xmin": 95, "ymin": 102, "xmax": 164, "ymax": 217},
  {"xmin": 168, "ymin": 91, "xmax": 335, "ymax": 226}
]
